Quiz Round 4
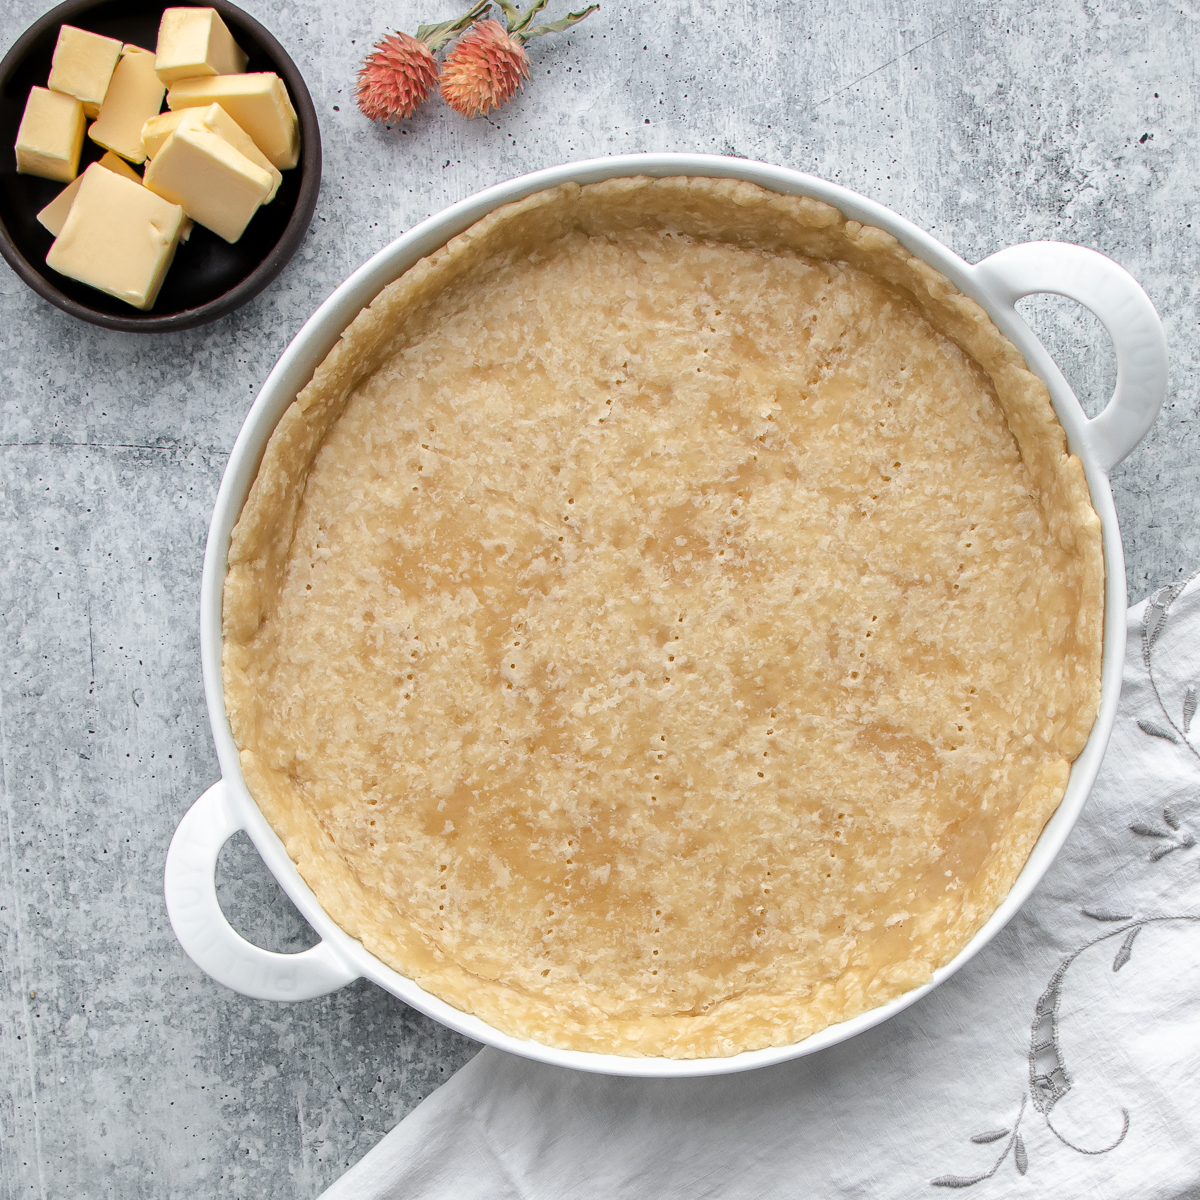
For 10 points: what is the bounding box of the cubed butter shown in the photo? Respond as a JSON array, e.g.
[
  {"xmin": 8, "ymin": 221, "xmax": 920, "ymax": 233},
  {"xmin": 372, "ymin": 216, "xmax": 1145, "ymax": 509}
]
[
  {"xmin": 88, "ymin": 46, "xmax": 164, "ymax": 163},
  {"xmin": 47, "ymin": 164, "xmax": 186, "ymax": 310},
  {"xmin": 142, "ymin": 103, "xmax": 281, "ymax": 201},
  {"xmin": 47, "ymin": 25, "xmax": 123, "ymax": 117},
  {"xmin": 140, "ymin": 109, "xmax": 192, "ymax": 158},
  {"xmin": 154, "ymin": 8, "xmax": 247, "ymax": 84},
  {"xmin": 167, "ymin": 73, "xmax": 298, "ymax": 170},
  {"xmin": 144, "ymin": 123, "xmax": 272, "ymax": 242},
  {"xmin": 15, "ymin": 87, "xmax": 85, "ymax": 182},
  {"xmin": 37, "ymin": 150, "xmax": 140, "ymax": 236},
  {"xmin": 98, "ymin": 149, "xmax": 141, "ymax": 181}
]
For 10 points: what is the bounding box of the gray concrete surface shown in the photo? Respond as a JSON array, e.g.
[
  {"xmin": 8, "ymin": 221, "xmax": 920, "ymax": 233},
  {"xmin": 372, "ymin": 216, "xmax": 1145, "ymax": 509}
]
[{"xmin": 1, "ymin": 0, "xmax": 1197, "ymax": 1194}]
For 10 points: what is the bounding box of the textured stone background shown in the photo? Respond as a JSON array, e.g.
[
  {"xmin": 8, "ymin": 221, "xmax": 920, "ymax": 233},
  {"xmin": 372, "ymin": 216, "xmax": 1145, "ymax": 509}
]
[{"xmin": 1, "ymin": 0, "xmax": 1196, "ymax": 1195}]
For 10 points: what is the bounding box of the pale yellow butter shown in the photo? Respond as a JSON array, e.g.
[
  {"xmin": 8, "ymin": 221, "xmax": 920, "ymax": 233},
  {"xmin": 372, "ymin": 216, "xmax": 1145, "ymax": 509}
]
[
  {"xmin": 139, "ymin": 109, "xmax": 185, "ymax": 158},
  {"xmin": 46, "ymin": 163, "xmax": 186, "ymax": 310},
  {"xmin": 88, "ymin": 46, "xmax": 164, "ymax": 163},
  {"xmin": 167, "ymin": 73, "xmax": 298, "ymax": 170},
  {"xmin": 37, "ymin": 150, "xmax": 140, "ymax": 236},
  {"xmin": 142, "ymin": 103, "xmax": 281, "ymax": 201},
  {"xmin": 155, "ymin": 7, "xmax": 247, "ymax": 84},
  {"xmin": 47, "ymin": 25, "xmax": 123, "ymax": 117},
  {"xmin": 16, "ymin": 87, "xmax": 85, "ymax": 182},
  {"xmin": 144, "ymin": 123, "xmax": 272, "ymax": 242}
]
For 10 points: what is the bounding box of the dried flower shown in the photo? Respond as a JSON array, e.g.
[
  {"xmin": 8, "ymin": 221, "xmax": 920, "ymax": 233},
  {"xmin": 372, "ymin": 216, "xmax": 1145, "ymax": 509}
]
[
  {"xmin": 356, "ymin": 32, "xmax": 438, "ymax": 121},
  {"xmin": 440, "ymin": 0, "xmax": 599, "ymax": 117},
  {"xmin": 356, "ymin": 0, "xmax": 492, "ymax": 122}
]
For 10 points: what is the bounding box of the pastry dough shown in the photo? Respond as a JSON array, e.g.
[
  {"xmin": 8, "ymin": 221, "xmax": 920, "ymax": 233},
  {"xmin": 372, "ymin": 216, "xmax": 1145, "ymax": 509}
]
[{"xmin": 223, "ymin": 177, "xmax": 1103, "ymax": 1057}]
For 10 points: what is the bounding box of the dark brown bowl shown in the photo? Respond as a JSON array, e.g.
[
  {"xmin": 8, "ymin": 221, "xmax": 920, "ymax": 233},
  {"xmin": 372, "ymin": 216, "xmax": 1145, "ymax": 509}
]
[{"xmin": 0, "ymin": 0, "xmax": 321, "ymax": 331}]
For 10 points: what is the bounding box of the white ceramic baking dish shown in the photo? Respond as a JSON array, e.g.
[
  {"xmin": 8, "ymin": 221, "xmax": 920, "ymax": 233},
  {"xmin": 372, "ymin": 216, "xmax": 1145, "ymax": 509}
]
[{"xmin": 164, "ymin": 153, "xmax": 1167, "ymax": 1078}]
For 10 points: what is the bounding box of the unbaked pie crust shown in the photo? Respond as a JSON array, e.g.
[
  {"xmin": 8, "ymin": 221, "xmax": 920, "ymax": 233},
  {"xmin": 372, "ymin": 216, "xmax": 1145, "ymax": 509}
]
[{"xmin": 223, "ymin": 177, "xmax": 1103, "ymax": 1057}]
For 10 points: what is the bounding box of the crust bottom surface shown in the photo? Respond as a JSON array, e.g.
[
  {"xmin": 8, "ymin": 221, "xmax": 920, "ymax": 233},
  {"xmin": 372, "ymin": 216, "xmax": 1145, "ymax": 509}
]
[{"xmin": 222, "ymin": 177, "xmax": 1103, "ymax": 1057}]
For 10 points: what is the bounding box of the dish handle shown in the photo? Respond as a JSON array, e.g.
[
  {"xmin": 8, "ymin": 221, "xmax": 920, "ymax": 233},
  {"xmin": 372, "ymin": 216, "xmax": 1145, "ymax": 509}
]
[
  {"xmin": 164, "ymin": 781, "xmax": 359, "ymax": 1001},
  {"xmin": 973, "ymin": 241, "xmax": 1167, "ymax": 473}
]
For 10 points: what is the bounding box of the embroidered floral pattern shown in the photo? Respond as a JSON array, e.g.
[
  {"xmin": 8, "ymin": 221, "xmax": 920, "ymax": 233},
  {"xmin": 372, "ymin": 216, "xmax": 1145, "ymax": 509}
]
[
  {"xmin": 1141, "ymin": 573, "xmax": 1200, "ymax": 763},
  {"xmin": 932, "ymin": 573, "xmax": 1200, "ymax": 1188},
  {"xmin": 1130, "ymin": 808, "xmax": 1195, "ymax": 862},
  {"xmin": 931, "ymin": 909, "xmax": 1200, "ymax": 1186},
  {"xmin": 930, "ymin": 1097, "xmax": 1029, "ymax": 1187}
]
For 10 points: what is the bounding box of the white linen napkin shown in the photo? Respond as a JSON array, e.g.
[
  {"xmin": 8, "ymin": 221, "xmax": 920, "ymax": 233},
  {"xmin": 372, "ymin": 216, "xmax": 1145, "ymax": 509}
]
[{"xmin": 321, "ymin": 578, "xmax": 1200, "ymax": 1199}]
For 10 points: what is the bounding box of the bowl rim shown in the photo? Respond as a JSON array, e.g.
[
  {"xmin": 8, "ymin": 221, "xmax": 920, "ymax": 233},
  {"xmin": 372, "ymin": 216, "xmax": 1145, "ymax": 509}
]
[
  {"xmin": 0, "ymin": 0, "xmax": 321, "ymax": 332},
  {"xmin": 198, "ymin": 153, "xmax": 1130, "ymax": 1077}
]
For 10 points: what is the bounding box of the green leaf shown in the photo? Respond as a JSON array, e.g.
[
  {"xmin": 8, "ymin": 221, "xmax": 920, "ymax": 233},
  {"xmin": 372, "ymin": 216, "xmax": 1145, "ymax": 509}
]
[
  {"xmin": 496, "ymin": 0, "xmax": 522, "ymax": 25},
  {"xmin": 523, "ymin": 4, "xmax": 600, "ymax": 39},
  {"xmin": 513, "ymin": 0, "xmax": 551, "ymax": 31},
  {"xmin": 417, "ymin": 0, "xmax": 493, "ymax": 51}
]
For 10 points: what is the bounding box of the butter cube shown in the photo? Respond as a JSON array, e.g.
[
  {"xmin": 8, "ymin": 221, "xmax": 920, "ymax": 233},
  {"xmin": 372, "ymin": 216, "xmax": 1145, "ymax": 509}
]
[
  {"xmin": 37, "ymin": 150, "xmax": 140, "ymax": 236},
  {"xmin": 144, "ymin": 123, "xmax": 272, "ymax": 242},
  {"xmin": 88, "ymin": 46, "xmax": 164, "ymax": 163},
  {"xmin": 167, "ymin": 73, "xmax": 298, "ymax": 170},
  {"xmin": 142, "ymin": 103, "xmax": 281, "ymax": 201},
  {"xmin": 47, "ymin": 163, "xmax": 186, "ymax": 309},
  {"xmin": 47, "ymin": 25, "xmax": 123, "ymax": 117},
  {"xmin": 15, "ymin": 87, "xmax": 85, "ymax": 182},
  {"xmin": 140, "ymin": 109, "xmax": 193, "ymax": 158},
  {"xmin": 155, "ymin": 8, "xmax": 247, "ymax": 84}
]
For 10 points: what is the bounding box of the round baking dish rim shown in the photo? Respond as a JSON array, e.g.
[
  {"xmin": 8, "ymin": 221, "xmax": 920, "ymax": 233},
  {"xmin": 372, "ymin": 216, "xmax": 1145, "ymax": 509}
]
[{"xmin": 187, "ymin": 153, "xmax": 1160, "ymax": 1077}]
